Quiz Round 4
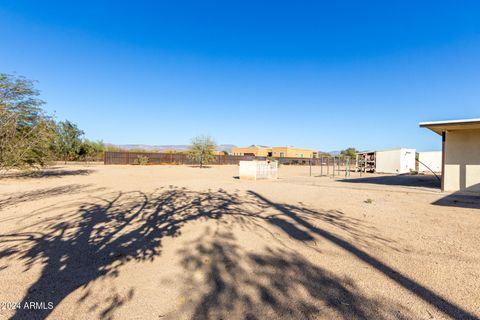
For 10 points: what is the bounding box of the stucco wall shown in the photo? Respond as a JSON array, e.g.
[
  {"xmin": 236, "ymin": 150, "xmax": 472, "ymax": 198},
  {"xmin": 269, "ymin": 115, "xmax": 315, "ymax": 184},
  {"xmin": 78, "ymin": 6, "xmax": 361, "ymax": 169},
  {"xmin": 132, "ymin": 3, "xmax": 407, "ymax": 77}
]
[
  {"xmin": 444, "ymin": 129, "xmax": 480, "ymax": 192},
  {"xmin": 233, "ymin": 147, "xmax": 316, "ymax": 158},
  {"xmin": 271, "ymin": 147, "xmax": 315, "ymax": 158},
  {"xmin": 418, "ymin": 151, "xmax": 442, "ymax": 173},
  {"xmin": 231, "ymin": 147, "xmax": 270, "ymax": 156}
]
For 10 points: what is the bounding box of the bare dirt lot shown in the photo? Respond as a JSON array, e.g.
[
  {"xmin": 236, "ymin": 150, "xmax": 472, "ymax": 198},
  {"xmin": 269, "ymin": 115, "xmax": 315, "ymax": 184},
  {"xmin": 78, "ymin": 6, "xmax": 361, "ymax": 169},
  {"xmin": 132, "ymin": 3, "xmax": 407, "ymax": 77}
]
[{"xmin": 0, "ymin": 165, "xmax": 479, "ymax": 320}]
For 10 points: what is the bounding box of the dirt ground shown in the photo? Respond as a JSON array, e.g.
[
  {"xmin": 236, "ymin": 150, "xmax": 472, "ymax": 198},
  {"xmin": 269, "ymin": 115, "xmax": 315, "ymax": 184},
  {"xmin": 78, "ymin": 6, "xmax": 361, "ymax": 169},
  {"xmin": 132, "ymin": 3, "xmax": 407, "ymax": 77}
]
[{"xmin": 0, "ymin": 164, "xmax": 479, "ymax": 320}]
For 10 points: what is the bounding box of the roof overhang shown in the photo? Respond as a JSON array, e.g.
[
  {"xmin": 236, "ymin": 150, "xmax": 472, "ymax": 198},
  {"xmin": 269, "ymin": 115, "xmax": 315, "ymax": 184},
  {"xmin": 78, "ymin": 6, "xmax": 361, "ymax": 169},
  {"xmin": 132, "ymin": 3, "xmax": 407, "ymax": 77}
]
[{"xmin": 419, "ymin": 118, "xmax": 480, "ymax": 135}]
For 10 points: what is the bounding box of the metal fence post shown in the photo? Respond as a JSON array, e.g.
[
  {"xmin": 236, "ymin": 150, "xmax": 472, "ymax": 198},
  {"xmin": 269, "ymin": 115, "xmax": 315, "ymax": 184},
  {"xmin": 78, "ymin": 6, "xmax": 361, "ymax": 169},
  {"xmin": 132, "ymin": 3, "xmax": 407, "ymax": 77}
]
[
  {"xmin": 332, "ymin": 157, "xmax": 335, "ymax": 177},
  {"xmin": 320, "ymin": 157, "xmax": 323, "ymax": 176}
]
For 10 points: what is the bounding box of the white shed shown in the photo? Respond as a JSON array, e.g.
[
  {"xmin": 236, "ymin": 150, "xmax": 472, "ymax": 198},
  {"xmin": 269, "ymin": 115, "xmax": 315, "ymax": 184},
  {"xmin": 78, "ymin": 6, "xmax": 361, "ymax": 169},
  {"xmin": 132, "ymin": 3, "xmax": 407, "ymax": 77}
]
[
  {"xmin": 239, "ymin": 160, "xmax": 278, "ymax": 180},
  {"xmin": 375, "ymin": 148, "xmax": 416, "ymax": 174},
  {"xmin": 417, "ymin": 151, "xmax": 442, "ymax": 173}
]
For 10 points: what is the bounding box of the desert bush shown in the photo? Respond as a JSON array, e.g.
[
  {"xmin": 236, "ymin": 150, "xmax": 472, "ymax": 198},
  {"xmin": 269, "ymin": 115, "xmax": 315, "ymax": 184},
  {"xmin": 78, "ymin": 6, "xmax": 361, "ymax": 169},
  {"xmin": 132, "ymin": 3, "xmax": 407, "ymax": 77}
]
[
  {"xmin": 78, "ymin": 140, "xmax": 105, "ymax": 162},
  {"xmin": 53, "ymin": 120, "xmax": 84, "ymax": 163},
  {"xmin": 133, "ymin": 155, "xmax": 149, "ymax": 165}
]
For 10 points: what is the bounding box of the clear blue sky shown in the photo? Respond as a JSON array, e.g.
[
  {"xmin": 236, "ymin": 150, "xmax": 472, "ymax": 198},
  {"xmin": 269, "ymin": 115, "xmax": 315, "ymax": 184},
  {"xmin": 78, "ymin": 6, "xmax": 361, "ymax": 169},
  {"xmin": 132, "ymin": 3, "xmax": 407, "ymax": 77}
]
[{"xmin": 1, "ymin": 1, "xmax": 479, "ymax": 151}]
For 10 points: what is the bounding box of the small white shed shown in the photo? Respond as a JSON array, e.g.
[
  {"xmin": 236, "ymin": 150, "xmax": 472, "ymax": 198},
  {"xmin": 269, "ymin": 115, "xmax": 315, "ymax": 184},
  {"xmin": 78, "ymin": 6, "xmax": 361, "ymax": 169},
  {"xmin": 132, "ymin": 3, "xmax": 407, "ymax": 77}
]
[
  {"xmin": 375, "ymin": 148, "xmax": 416, "ymax": 174},
  {"xmin": 417, "ymin": 151, "xmax": 442, "ymax": 173},
  {"xmin": 239, "ymin": 160, "xmax": 278, "ymax": 180}
]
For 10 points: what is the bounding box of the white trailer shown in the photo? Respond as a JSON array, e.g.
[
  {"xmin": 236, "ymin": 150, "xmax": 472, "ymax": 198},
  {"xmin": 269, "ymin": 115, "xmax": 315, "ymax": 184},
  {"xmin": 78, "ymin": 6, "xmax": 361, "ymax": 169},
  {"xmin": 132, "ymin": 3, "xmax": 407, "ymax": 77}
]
[
  {"xmin": 375, "ymin": 148, "xmax": 416, "ymax": 174},
  {"xmin": 239, "ymin": 160, "xmax": 278, "ymax": 180},
  {"xmin": 417, "ymin": 151, "xmax": 442, "ymax": 173}
]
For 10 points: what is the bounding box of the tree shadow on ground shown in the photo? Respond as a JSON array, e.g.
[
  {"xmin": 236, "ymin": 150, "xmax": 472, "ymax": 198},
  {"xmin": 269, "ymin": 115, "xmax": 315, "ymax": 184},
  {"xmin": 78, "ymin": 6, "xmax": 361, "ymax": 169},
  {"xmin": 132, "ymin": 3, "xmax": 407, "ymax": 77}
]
[
  {"xmin": 0, "ymin": 187, "xmax": 476, "ymax": 319},
  {"xmin": 0, "ymin": 168, "xmax": 94, "ymax": 179},
  {"xmin": 0, "ymin": 187, "xmax": 256, "ymax": 319},
  {"xmin": 0, "ymin": 184, "xmax": 92, "ymax": 211},
  {"xmin": 339, "ymin": 175, "xmax": 441, "ymax": 190},
  {"xmin": 177, "ymin": 230, "xmax": 412, "ymax": 320},
  {"xmin": 247, "ymin": 191, "xmax": 478, "ymax": 320}
]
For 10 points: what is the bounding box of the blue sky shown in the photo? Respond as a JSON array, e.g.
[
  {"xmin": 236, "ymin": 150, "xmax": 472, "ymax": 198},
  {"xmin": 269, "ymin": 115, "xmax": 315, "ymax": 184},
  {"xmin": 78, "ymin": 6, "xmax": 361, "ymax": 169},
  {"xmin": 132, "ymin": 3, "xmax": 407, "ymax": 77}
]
[{"xmin": 1, "ymin": 1, "xmax": 479, "ymax": 151}]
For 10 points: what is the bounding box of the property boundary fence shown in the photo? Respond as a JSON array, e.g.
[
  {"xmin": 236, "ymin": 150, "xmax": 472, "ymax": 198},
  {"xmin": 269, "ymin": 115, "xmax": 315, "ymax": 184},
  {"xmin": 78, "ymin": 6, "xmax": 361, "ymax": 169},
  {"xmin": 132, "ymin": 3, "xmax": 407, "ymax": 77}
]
[
  {"xmin": 54, "ymin": 152, "xmax": 104, "ymax": 163},
  {"xmin": 104, "ymin": 151, "xmax": 353, "ymax": 172},
  {"xmin": 104, "ymin": 151, "xmax": 246, "ymax": 165}
]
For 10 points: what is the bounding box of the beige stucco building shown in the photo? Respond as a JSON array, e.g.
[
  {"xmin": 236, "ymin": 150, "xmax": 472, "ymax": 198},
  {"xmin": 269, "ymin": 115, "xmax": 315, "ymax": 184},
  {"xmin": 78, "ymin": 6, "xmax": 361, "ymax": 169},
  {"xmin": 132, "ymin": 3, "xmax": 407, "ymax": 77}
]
[
  {"xmin": 270, "ymin": 147, "xmax": 317, "ymax": 158},
  {"xmin": 420, "ymin": 118, "xmax": 480, "ymax": 192},
  {"xmin": 232, "ymin": 146, "xmax": 317, "ymax": 158},
  {"xmin": 231, "ymin": 145, "xmax": 271, "ymax": 157}
]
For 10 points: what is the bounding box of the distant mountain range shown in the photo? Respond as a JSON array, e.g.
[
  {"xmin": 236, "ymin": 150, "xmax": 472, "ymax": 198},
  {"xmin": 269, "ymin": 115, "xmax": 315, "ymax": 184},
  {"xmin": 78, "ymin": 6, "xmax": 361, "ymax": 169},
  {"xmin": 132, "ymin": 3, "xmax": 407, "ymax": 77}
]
[{"xmin": 109, "ymin": 144, "xmax": 237, "ymax": 153}]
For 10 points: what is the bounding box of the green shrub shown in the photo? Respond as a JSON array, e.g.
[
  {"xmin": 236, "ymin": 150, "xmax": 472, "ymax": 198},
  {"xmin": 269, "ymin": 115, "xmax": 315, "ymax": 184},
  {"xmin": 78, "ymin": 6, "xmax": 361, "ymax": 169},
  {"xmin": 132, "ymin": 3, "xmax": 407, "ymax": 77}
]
[{"xmin": 133, "ymin": 155, "xmax": 149, "ymax": 165}]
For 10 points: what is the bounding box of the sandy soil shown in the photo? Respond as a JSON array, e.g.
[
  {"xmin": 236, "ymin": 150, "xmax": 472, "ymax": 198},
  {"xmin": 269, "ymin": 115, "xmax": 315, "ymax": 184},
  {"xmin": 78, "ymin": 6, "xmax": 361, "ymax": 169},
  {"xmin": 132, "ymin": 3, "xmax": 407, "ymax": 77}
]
[{"xmin": 0, "ymin": 164, "xmax": 479, "ymax": 320}]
